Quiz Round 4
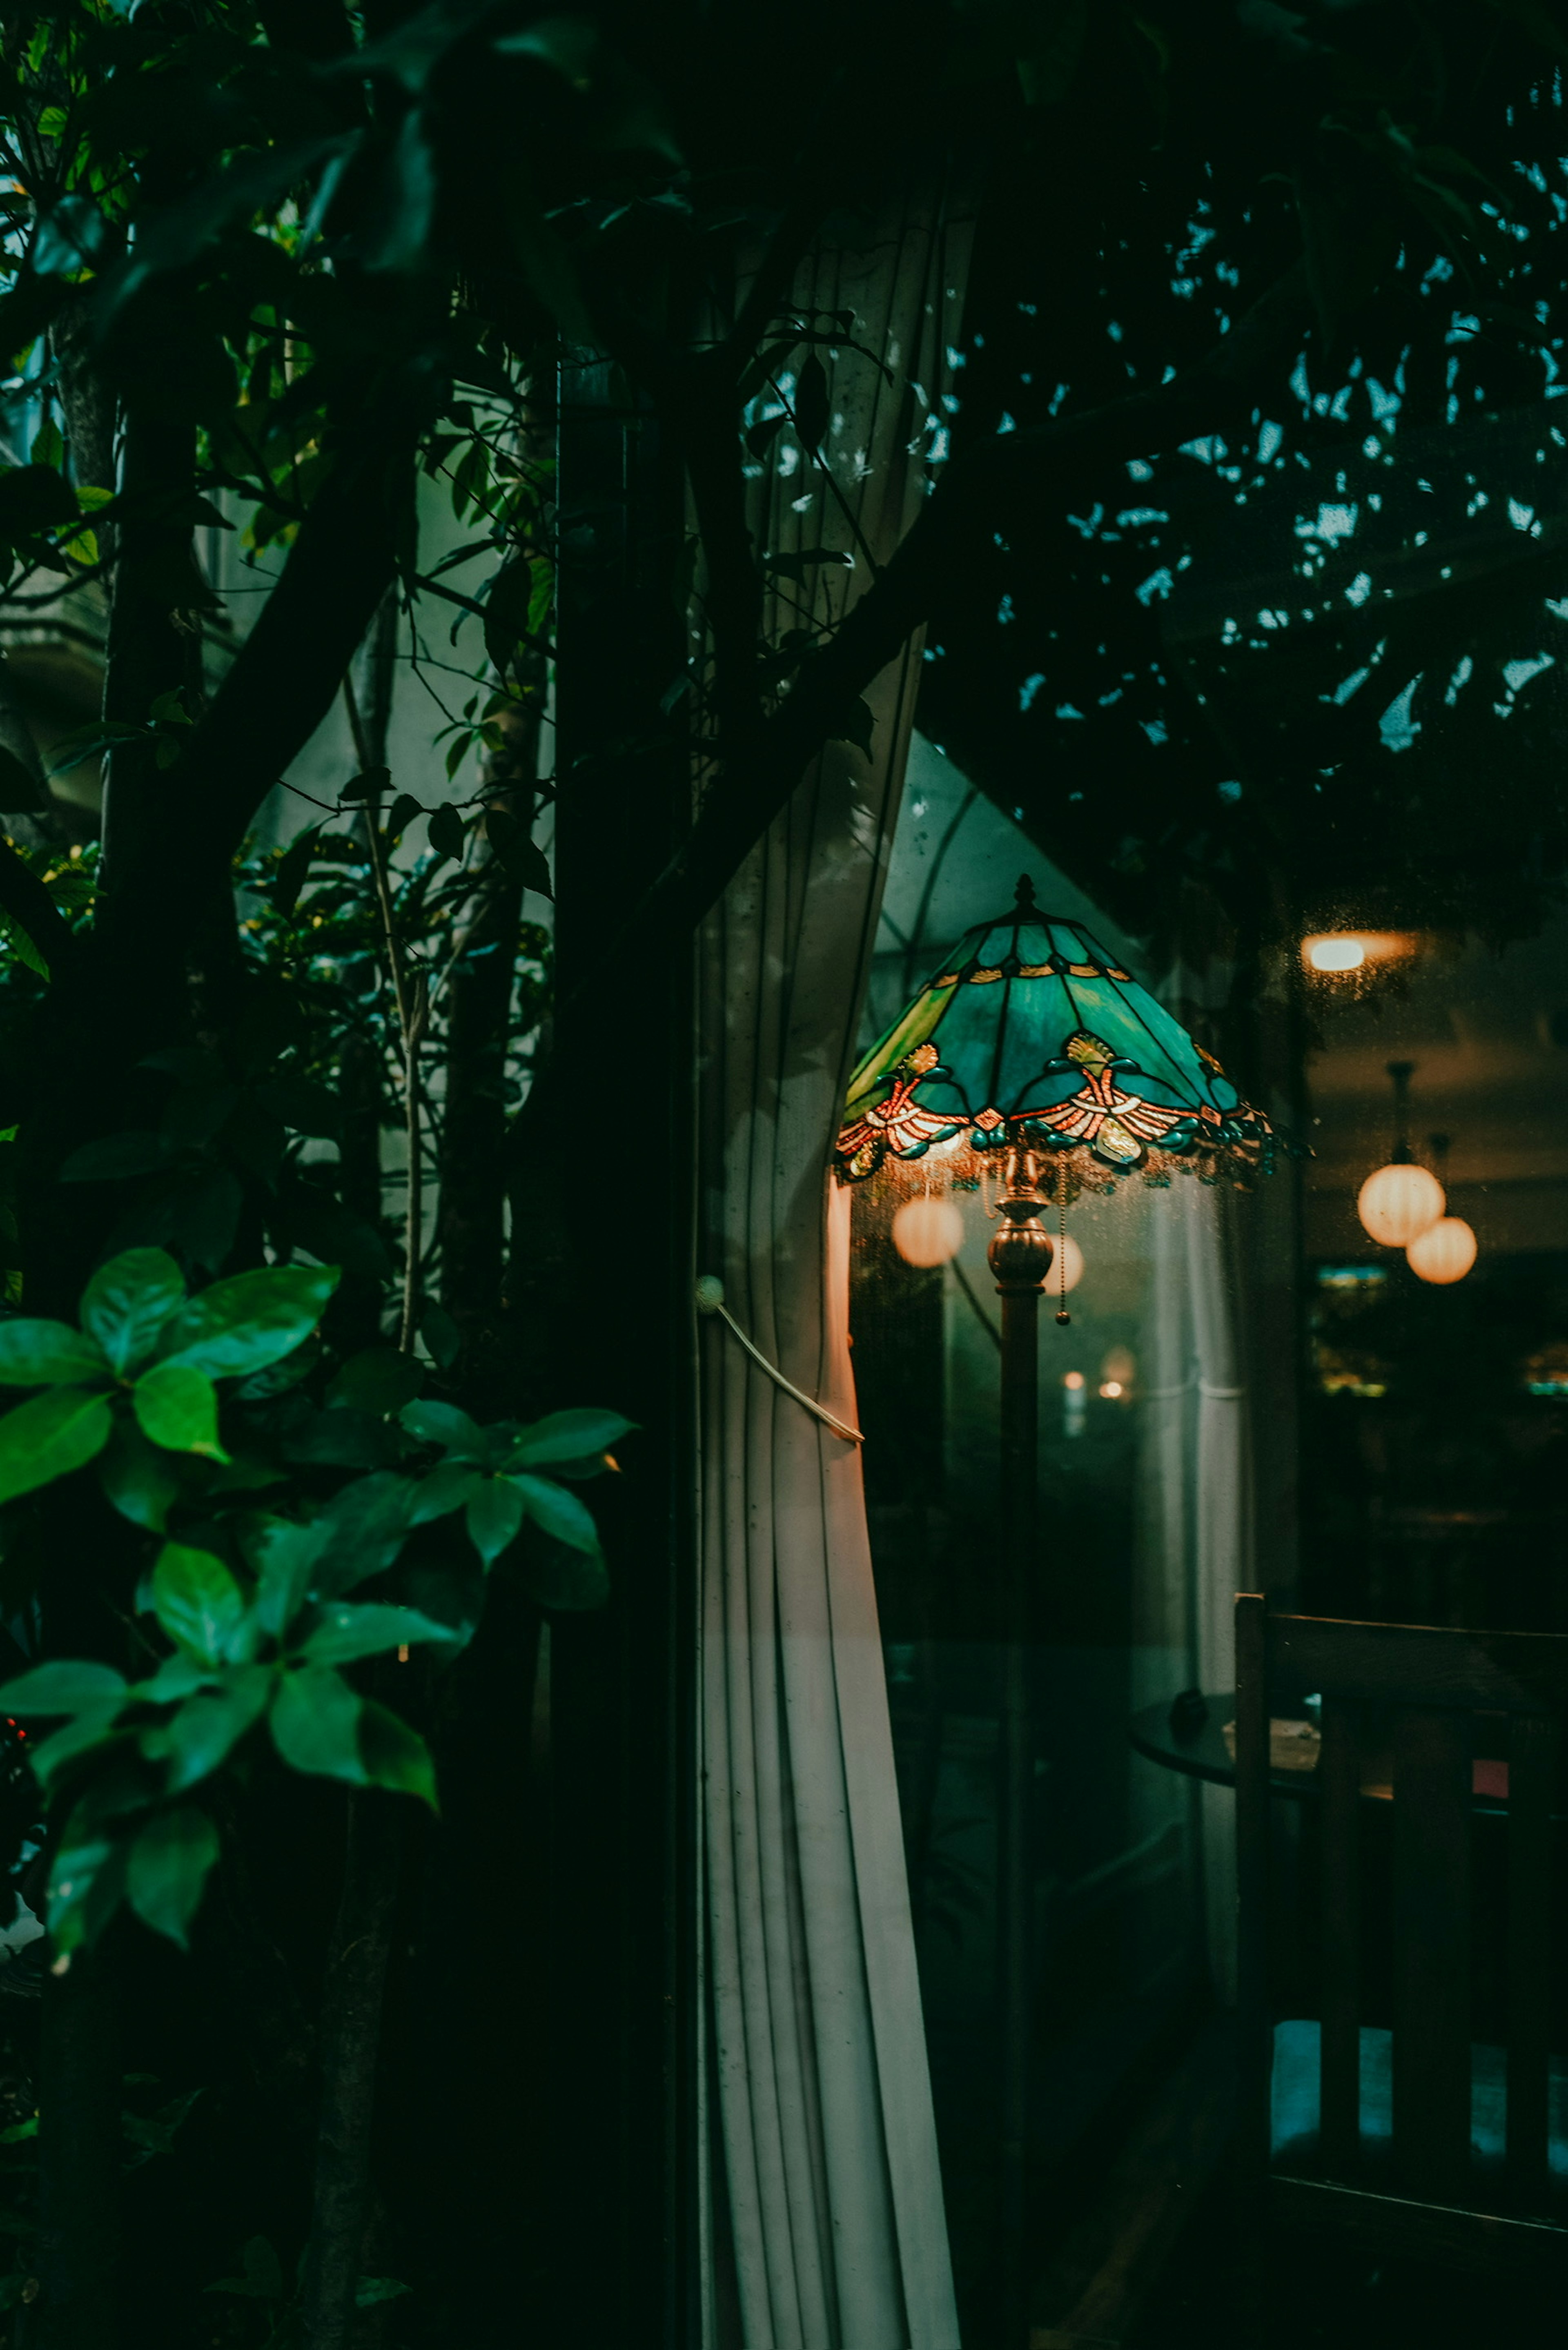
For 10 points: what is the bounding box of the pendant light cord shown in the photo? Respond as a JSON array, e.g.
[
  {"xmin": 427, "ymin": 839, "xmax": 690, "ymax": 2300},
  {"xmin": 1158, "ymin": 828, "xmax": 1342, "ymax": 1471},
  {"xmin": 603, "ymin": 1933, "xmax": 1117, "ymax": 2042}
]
[{"xmin": 695, "ymin": 1278, "xmax": 864, "ymax": 1445}]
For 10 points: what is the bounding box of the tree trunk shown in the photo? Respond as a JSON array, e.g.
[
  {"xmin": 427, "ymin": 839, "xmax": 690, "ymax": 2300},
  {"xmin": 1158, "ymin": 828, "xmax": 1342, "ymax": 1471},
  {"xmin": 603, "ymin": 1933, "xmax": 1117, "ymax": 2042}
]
[
  {"xmin": 99, "ymin": 406, "xmax": 205, "ymax": 895},
  {"xmin": 298, "ymin": 1791, "xmax": 401, "ymax": 2350},
  {"xmin": 36, "ymin": 1944, "xmax": 119, "ymax": 2350}
]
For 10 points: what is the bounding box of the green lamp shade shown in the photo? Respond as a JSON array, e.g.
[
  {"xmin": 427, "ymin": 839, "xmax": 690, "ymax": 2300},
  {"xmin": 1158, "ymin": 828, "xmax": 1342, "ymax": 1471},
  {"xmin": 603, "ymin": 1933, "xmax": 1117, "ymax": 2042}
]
[{"xmin": 837, "ymin": 875, "xmax": 1274, "ymax": 1185}]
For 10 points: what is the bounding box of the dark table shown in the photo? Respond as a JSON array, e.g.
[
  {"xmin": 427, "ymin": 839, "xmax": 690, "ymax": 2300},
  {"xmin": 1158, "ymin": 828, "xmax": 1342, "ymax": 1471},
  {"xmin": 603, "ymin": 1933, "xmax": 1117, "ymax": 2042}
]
[{"xmin": 1129, "ymin": 1694, "xmax": 1521, "ymax": 1816}]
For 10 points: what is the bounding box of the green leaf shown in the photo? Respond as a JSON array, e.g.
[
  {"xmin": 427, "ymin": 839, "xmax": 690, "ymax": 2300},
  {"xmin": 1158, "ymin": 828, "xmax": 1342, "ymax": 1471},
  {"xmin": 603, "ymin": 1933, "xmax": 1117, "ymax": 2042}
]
[
  {"xmin": 484, "ymin": 809, "xmax": 551, "ymax": 899},
  {"xmin": 507, "ymin": 1408, "xmax": 634, "ymax": 1468},
  {"xmin": 386, "ymin": 791, "xmax": 423, "ymax": 839},
  {"xmin": 270, "ymin": 824, "xmax": 321, "ymax": 921},
  {"xmin": 427, "ymin": 801, "xmax": 466, "ymax": 860},
  {"xmin": 0, "ymin": 1661, "xmax": 127, "ymax": 1715},
  {"xmin": 339, "ymin": 766, "xmax": 390, "ymax": 804},
  {"xmin": 133, "ymin": 1362, "xmax": 227, "ymax": 1459},
  {"xmin": 126, "ymin": 1806, "xmax": 220, "ymax": 1949},
  {"xmin": 269, "ymin": 1667, "xmax": 365, "ymax": 1784},
  {"xmin": 95, "ymin": 1420, "xmax": 183, "ymax": 1532},
  {"xmin": 0, "ymin": 1386, "xmax": 113, "ymax": 1504},
  {"xmin": 313, "ymin": 1473, "xmax": 418, "ymax": 1597},
  {"xmin": 163, "ymin": 1668, "xmax": 274, "ymax": 1792},
  {"xmin": 300, "ymin": 1604, "xmax": 461, "ymax": 1667},
  {"xmin": 418, "ymin": 1298, "xmax": 462, "ymax": 1369},
  {"xmin": 356, "ymin": 2279, "xmax": 411, "ymax": 2308},
  {"xmin": 357, "ymin": 1699, "xmax": 437, "ymax": 1808},
  {"xmin": 0, "ymin": 904, "xmax": 49, "ymax": 977},
  {"xmin": 80, "ymin": 1247, "xmax": 186, "ymax": 1375},
  {"xmin": 155, "ymin": 1264, "xmax": 339, "ymax": 1379},
  {"xmin": 508, "ymin": 1474, "xmax": 602, "ymax": 1555},
  {"xmin": 831, "ymin": 697, "xmax": 876, "ymax": 759},
  {"xmin": 281, "ymin": 1408, "xmax": 396, "ymax": 1470},
  {"xmin": 247, "ymin": 1515, "xmax": 329, "ymax": 1642},
  {"xmin": 465, "ymin": 1477, "xmax": 524, "ymax": 1567},
  {"xmin": 149, "ymin": 1544, "xmax": 248, "ymax": 1668},
  {"xmin": 0, "ymin": 1319, "xmax": 109, "ymax": 1386},
  {"xmin": 325, "ymin": 1346, "xmax": 423, "ymax": 1417},
  {"xmin": 29, "ymin": 1704, "xmax": 128, "ymax": 1795},
  {"xmin": 121, "ymin": 2085, "xmax": 203, "ymax": 2168},
  {"xmin": 134, "ymin": 1654, "xmax": 216, "ymax": 1704},
  {"xmin": 408, "ymin": 1461, "xmax": 484, "ymax": 1524},
  {"xmin": 399, "ymin": 1398, "xmax": 483, "ymax": 1456},
  {"xmin": 32, "ymin": 193, "xmax": 109, "ymax": 276},
  {"xmin": 60, "ymin": 1129, "xmax": 169, "ymax": 1181},
  {"xmin": 48, "ymin": 1824, "xmax": 125, "ymax": 1957}
]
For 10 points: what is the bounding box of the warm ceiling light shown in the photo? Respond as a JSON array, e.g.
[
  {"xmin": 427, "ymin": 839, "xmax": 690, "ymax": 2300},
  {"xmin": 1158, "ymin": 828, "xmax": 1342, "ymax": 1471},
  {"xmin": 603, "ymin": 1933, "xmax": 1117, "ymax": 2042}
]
[
  {"xmin": 1307, "ymin": 935, "xmax": 1365, "ymax": 972},
  {"xmin": 1301, "ymin": 929, "xmax": 1418, "ymax": 976},
  {"xmin": 1063, "ymin": 1371, "xmax": 1085, "ymax": 1391},
  {"xmin": 1357, "ymin": 1061, "xmax": 1444, "ymax": 1247},
  {"xmin": 891, "ymin": 1195, "xmax": 964, "ymax": 1267},
  {"xmin": 1407, "ymin": 1216, "xmax": 1477, "ymax": 1285},
  {"xmin": 1358, "ymin": 1162, "xmax": 1444, "ymax": 1247}
]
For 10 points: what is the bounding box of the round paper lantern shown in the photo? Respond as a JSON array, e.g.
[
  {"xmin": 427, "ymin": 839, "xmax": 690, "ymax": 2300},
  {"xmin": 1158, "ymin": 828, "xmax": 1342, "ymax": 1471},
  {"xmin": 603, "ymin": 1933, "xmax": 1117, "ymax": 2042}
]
[
  {"xmin": 1356, "ymin": 1161, "xmax": 1444, "ymax": 1247},
  {"xmin": 1406, "ymin": 1215, "xmax": 1477, "ymax": 1285},
  {"xmin": 892, "ymin": 1195, "xmax": 964, "ymax": 1267}
]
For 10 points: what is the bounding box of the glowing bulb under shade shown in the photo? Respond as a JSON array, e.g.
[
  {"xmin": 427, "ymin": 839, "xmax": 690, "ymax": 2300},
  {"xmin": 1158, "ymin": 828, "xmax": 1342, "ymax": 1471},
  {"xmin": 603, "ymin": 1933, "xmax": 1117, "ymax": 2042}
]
[
  {"xmin": 1052, "ymin": 1233, "xmax": 1085, "ymax": 1294},
  {"xmin": 1357, "ymin": 1161, "xmax": 1445, "ymax": 1248},
  {"xmin": 892, "ymin": 1195, "xmax": 965, "ymax": 1267},
  {"xmin": 1406, "ymin": 1216, "xmax": 1477, "ymax": 1285},
  {"xmin": 1308, "ymin": 936, "xmax": 1366, "ymax": 972}
]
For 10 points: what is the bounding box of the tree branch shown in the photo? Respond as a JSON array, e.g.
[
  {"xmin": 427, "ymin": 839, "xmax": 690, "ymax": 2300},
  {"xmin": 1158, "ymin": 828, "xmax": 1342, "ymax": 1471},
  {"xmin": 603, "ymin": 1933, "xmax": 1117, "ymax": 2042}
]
[
  {"xmin": 93, "ymin": 383, "xmax": 426, "ymax": 971},
  {"xmin": 621, "ymin": 262, "xmax": 1314, "ymax": 967}
]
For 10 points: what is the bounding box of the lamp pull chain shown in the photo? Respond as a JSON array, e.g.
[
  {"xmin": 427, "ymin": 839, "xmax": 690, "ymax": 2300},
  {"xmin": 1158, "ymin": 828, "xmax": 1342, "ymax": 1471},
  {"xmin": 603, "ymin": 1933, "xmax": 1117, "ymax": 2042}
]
[
  {"xmin": 693, "ymin": 1277, "xmax": 864, "ymax": 1446},
  {"xmin": 1056, "ymin": 1194, "xmax": 1071, "ymax": 1326}
]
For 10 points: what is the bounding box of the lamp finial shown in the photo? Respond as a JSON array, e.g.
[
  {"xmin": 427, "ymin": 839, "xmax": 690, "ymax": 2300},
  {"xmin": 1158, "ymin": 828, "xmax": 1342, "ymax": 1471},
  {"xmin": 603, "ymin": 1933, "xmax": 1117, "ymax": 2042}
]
[{"xmin": 1014, "ymin": 873, "xmax": 1038, "ymax": 911}]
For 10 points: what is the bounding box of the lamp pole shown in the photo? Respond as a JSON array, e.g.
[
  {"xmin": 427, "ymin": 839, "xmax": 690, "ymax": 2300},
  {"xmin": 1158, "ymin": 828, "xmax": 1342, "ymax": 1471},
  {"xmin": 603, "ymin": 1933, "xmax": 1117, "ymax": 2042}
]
[{"xmin": 987, "ymin": 1147, "xmax": 1055, "ymax": 2348}]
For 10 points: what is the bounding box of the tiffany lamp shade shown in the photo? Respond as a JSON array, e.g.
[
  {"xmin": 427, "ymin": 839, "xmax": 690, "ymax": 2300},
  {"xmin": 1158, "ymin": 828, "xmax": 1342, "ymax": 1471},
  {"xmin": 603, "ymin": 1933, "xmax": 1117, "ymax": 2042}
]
[
  {"xmin": 836, "ymin": 875, "xmax": 1276, "ymax": 2346},
  {"xmin": 837, "ymin": 871, "xmax": 1274, "ymax": 1193}
]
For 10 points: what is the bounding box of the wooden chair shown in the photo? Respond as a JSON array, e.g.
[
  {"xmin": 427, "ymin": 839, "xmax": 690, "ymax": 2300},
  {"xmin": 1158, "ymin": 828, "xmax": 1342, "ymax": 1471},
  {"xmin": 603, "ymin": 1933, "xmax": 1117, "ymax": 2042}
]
[{"xmin": 1234, "ymin": 1596, "xmax": 1568, "ymax": 2275}]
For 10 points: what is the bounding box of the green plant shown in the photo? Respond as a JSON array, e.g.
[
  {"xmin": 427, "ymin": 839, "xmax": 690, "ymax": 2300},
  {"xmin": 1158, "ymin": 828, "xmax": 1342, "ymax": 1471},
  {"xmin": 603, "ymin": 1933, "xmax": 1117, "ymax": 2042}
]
[{"xmin": 0, "ymin": 1245, "xmax": 627, "ymax": 1961}]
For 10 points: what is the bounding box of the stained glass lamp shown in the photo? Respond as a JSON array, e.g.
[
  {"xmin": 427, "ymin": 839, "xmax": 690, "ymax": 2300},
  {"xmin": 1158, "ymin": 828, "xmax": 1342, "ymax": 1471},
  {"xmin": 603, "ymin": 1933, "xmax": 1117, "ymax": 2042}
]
[
  {"xmin": 837, "ymin": 873, "xmax": 1276, "ymax": 1195},
  {"xmin": 835, "ymin": 873, "xmax": 1277, "ymax": 2348}
]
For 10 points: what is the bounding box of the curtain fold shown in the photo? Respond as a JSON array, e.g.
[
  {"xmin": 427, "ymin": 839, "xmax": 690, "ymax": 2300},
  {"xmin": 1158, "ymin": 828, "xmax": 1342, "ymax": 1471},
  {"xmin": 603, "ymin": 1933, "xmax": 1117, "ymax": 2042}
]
[
  {"xmin": 1134, "ymin": 1181, "xmax": 1253, "ymax": 2003},
  {"xmin": 699, "ymin": 196, "xmax": 969, "ymax": 2350}
]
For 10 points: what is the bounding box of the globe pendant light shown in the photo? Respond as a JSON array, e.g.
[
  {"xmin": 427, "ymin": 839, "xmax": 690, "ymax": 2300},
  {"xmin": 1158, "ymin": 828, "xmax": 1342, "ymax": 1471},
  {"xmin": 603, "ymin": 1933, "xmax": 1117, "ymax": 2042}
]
[
  {"xmin": 891, "ymin": 1193, "xmax": 965, "ymax": 1266},
  {"xmin": 1405, "ymin": 1134, "xmax": 1476, "ymax": 1284},
  {"xmin": 1407, "ymin": 1215, "xmax": 1477, "ymax": 1285},
  {"xmin": 1356, "ymin": 1060, "xmax": 1444, "ymax": 1247}
]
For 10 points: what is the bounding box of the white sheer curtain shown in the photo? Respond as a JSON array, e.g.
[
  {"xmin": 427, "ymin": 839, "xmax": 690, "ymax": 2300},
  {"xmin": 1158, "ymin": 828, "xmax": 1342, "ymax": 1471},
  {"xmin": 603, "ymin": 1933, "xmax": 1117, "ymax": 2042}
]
[
  {"xmin": 1135, "ymin": 1183, "xmax": 1253, "ymax": 2002},
  {"xmin": 698, "ymin": 197, "xmax": 969, "ymax": 2350}
]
